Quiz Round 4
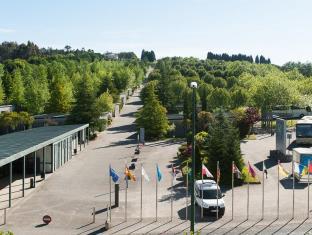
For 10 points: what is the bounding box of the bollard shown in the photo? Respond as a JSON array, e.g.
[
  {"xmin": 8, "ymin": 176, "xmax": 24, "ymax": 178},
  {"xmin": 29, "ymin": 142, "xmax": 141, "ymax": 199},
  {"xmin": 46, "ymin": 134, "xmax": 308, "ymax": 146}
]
[
  {"xmin": 92, "ymin": 207, "xmax": 95, "ymax": 223},
  {"xmin": 30, "ymin": 178, "xmax": 34, "ymax": 188},
  {"xmin": 115, "ymin": 184, "xmax": 119, "ymax": 207}
]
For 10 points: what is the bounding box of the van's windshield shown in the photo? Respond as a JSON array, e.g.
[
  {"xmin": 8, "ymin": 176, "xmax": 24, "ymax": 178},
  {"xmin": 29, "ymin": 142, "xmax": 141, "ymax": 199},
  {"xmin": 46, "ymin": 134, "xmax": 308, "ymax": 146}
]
[{"xmin": 200, "ymin": 189, "xmax": 222, "ymax": 199}]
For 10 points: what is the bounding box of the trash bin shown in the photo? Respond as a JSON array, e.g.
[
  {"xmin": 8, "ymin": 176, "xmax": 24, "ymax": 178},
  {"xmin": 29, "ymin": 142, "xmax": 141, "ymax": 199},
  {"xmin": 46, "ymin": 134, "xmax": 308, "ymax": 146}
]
[
  {"xmin": 115, "ymin": 184, "xmax": 119, "ymax": 207},
  {"xmin": 30, "ymin": 178, "xmax": 34, "ymax": 188},
  {"xmin": 41, "ymin": 172, "xmax": 45, "ymax": 179}
]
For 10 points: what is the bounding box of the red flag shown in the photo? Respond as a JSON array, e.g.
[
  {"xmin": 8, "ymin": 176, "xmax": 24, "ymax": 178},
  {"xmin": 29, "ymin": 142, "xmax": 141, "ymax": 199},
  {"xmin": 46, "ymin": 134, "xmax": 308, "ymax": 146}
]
[
  {"xmin": 232, "ymin": 163, "xmax": 242, "ymax": 179},
  {"xmin": 248, "ymin": 162, "xmax": 256, "ymax": 178},
  {"xmin": 309, "ymin": 163, "xmax": 312, "ymax": 174},
  {"xmin": 202, "ymin": 164, "xmax": 213, "ymax": 178}
]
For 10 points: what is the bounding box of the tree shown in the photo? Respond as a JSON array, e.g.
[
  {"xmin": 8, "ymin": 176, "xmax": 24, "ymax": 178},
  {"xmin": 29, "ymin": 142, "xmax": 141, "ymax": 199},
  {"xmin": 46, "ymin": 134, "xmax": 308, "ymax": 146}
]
[
  {"xmin": 207, "ymin": 88, "xmax": 230, "ymax": 110},
  {"xmin": 7, "ymin": 69, "xmax": 25, "ymax": 109},
  {"xmin": 0, "ymin": 78, "xmax": 4, "ymax": 105},
  {"xmin": 197, "ymin": 111, "xmax": 214, "ymax": 132},
  {"xmin": 206, "ymin": 112, "xmax": 244, "ymax": 185},
  {"xmin": 96, "ymin": 92, "xmax": 113, "ymax": 113},
  {"xmin": 230, "ymin": 88, "xmax": 248, "ymax": 108},
  {"xmin": 48, "ymin": 74, "xmax": 74, "ymax": 113},
  {"xmin": 136, "ymin": 87, "xmax": 169, "ymax": 140},
  {"xmin": 68, "ymin": 74, "xmax": 100, "ymax": 129},
  {"xmin": 255, "ymin": 55, "xmax": 260, "ymax": 64}
]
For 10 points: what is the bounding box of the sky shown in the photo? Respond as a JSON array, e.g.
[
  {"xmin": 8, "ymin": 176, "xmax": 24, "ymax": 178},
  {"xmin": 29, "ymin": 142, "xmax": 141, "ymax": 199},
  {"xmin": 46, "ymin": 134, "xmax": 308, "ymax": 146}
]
[{"xmin": 0, "ymin": 0, "xmax": 312, "ymax": 65}]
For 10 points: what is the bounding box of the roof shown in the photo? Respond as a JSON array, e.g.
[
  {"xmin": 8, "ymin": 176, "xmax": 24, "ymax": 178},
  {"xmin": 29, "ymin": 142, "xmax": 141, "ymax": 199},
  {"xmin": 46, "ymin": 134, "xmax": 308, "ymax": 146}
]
[
  {"xmin": 195, "ymin": 180, "xmax": 218, "ymax": 190},
  {"xmin": 293, "ymin": 147, "xmax": 312, "ymax": 154},
  {"xmin": 0, "ymin": 124, "xmax": 88, "ymax": 167},
  {"xmin": 297, "ymin": 119, "xmax": 312, "ymax": 124}
]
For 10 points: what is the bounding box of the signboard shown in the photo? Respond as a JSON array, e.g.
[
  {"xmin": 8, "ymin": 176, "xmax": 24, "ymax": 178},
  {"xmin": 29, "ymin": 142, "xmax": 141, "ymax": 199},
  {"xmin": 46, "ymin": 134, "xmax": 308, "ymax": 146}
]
[
  {"xmin": 276, "ymin": 118, "xmax": 286, "ymax": 155},
  {"xmin": 43, "ymin": 215, "xmax": 52, "ymax": 224}
]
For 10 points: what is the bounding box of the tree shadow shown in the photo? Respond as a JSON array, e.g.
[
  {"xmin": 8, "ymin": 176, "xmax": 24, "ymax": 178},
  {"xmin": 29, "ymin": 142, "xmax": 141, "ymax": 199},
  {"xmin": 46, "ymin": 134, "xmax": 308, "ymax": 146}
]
[
  {"xmin": 280, "ymin": 178, "xmax": 308, "ymax": 189},
  {"xmin": 254, "ymin": 158, "xmax": 278, "ymax": 171}
]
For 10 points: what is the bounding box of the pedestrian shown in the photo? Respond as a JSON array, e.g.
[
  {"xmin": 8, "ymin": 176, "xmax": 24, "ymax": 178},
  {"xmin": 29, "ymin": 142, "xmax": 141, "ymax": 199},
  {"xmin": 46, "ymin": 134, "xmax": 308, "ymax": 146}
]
[{"xmin": 264, "ymin": 168, "xmax": 268, "ymax": 179}]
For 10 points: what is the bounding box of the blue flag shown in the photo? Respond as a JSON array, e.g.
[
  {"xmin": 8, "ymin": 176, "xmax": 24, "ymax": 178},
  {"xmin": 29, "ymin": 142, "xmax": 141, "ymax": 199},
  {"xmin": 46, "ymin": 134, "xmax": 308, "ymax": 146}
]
[
  {"xmin": 110, "ymin": 166, "xmax": 119, "ymax": 183},
  {"xmin": 156, "ymin": 165, "xmax": 162, "ymax": 182}
]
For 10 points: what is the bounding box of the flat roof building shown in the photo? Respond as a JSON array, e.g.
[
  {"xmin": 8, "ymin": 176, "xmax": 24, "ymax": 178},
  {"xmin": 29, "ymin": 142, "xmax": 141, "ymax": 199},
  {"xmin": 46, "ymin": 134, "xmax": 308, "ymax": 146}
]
[{"xmin": 0, "ymin": 124, "xmax": 89, "ymax": 209}]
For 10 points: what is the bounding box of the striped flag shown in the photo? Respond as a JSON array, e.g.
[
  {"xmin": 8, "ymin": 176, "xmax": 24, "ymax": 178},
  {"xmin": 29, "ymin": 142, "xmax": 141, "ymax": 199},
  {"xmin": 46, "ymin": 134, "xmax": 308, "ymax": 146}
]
[
  {"xmin": 217, "ymin": 165, "xmax": 221, "ymax": 183},
  {"xmin": 232, "ymin": 163, "xmax": 242, "ymax": 179}
]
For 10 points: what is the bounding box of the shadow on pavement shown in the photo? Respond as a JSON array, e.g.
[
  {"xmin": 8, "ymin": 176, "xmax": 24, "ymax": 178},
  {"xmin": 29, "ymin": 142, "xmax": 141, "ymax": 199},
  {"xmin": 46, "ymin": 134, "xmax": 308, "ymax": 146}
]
[
  {"xmin": 271, "ymin": 218, "xmax": 293, "ymax": 234},
  {"xmin": 237, "ymin": 219, "xmax": 262, "ymax": 234},
  {"xmin": 280, "ymin": 178, "xmax": 308, "ymax": 189},
  {"xmin": 287, "ymin": 217, "xmax": 309, "ymax": 235},
  {"xmin": 255, "ymin": 158, "xmax": 278, "ymax": 171},
  {"xmin": 34, "ymin": 223, "xmax": 48, "ymax": 228},
  {"xmin": 127, "ymin": 220, "xmax": 155, "ymax": 234},
  {"xmin": 110, "ymin": 220, "xmax": 141, "ymax": 234},
  {"xmin": 219, "ymin": 219, "xmax": 248, "ymax": 234},
  {"xmin": 254, "ymin": 218, "xmax": 278, "ymax": 234}
]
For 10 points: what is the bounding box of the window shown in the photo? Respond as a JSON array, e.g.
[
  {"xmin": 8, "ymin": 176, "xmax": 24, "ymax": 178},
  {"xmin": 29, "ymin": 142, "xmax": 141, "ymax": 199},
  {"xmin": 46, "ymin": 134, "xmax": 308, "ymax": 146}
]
[
  {"xmin": 297, "ymin": 124, "xmax": 312, "ymax": 138},
  {"xmin": 200, "ymin": 189, "xmax": 222, "ymax": 199}
]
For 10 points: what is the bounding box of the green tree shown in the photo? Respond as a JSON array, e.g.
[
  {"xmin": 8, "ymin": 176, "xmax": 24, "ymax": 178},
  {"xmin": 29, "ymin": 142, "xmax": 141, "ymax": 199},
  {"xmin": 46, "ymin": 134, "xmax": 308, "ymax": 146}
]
[
  {"xmin": 207, "ymin": 88, "xmax": 230, "ymax": 110},
  {"xmin": 136, "ymin": 88, "xmax": 169, "ymax": 140},
  {"xmin": 96, "ymin": 92, "xmax": 113, "ymax": 113},
  {"xmin": 7, "ymin": 69, "xmax": 25, "ymax": 108},
  {"xmin": 48, "ymin": 74, "xmax": 73, "ymax": 113},
  {"xmin": 206, "ymin": 112, "xmax": 244, "ymax": 185},
  {"xmin": 230, "ymin": 88, "xmax": 248, "ymax": 108}
]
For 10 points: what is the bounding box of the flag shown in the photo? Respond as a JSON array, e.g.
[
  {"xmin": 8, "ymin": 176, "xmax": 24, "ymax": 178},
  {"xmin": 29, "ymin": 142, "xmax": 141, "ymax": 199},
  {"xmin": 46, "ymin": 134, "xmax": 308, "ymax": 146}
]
[
  {"xmin": 248, "ymin": 162, "xmax": 256, "ymax": 178},
  {"xmin": 202, "ymin": 164, "xmax": 213, "ymax": 178},
  {"xmin": 172, "ymin": 165, "xmax": 177, "ymax": 179},
  {"xmin": 110, "ymin": 166, "xmax": 119, "ymax": 183},
  {"xmin": 125, "ymin": 167, "xmax": 136, "ymax": 181},
  {"xmin": 232, "ymin": 163, "xmax": 242, "ymax": 179},
  {"xmin": 141, "ymin": 166, "xmax": 150, "ymax": 182},
  {"xmin": 294, "ymin": 162, "xmax": 300, "ymax": 176},
  {"xmin": 278, "ymin": 164, "xmax": 289, "ymax": 178},
  {"xmin": 309, "ymin": 163, "xmax": 312, "ymax": 174},
  {"xmin": 156, "ymin": 165, "xmax": 162, "ymax": 182},
  {"xmin": 302, "ymin": 165, "xmax": 308, "ymax": 176}
]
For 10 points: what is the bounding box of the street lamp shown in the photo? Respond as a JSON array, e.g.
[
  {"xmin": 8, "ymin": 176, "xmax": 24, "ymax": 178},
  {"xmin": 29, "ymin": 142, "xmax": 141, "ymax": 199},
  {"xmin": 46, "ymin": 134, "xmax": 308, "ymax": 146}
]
[{"xmin": 190, "ymin": 81, "xmax": 197, "ymax": 233}]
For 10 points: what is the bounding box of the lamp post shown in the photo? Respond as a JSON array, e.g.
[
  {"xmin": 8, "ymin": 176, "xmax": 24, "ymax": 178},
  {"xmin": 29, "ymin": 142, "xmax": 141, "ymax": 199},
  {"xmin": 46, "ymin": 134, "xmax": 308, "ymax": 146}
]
[{"xmin": 190, "ymin": 81, "xmax": 198, "ymax": 233}]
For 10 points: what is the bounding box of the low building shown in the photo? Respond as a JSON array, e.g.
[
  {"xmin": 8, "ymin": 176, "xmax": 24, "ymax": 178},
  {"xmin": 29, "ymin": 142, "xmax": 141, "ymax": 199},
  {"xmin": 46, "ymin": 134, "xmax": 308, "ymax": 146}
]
[
  {"xmin": 0, "ymin": 105, "xmax": 14, "ymax": 113},
  {"xmin": 0, "ymin": 124, "xmax": 89, "ymax": 208}
]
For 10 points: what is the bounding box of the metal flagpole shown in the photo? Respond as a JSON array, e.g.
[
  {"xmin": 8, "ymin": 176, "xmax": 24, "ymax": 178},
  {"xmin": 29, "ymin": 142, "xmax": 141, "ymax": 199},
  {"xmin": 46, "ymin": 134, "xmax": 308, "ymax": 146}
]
[
  {"xmin": 171, "ymin": 164, "xmax": 174, "ymax": 221},
  {"xmin": 277, "ymin": 160, "xmax": 280, "ymax": 219},
  {"xmin": 109, "ymin": 165, "xmax": 112, "ymax": 222},
  {"xmin": 156, "ymin": 164, "xmax": 158, "ymax": 221},
  {"xmin": 232, "ymin": 161, "xmax": 234, "ymax": 220},
  {"xmin": 201, "ymin": 164, "xmax": 203, "ymax": 219},
  {"xmin": 141, "ymin": 163, "xmax": 143, "ymax": 221},
  {"xmin": 247, "ymin": 171, "xmax": 250, "ymax": 220},
  {"xmin": 262, "ymin": 161, "xmax": 264, "ymax": 220},
  {"xmin": 292, "ymin": 155, "xmax": 295, "ymax": 219},
  {"xmin": 125, "ymin": 164, "xmax": 128, "ymax": 222},
  {"xmin": 308, "ymin": 160, "xmax": 310, "ymax": 219},
  {"xmin": 186, "ymin": 162, "xmax": 189, "ymax": 220},
  {"xmin": 217, "ymin": 161, "xmax": 219, "ymax": 220}
]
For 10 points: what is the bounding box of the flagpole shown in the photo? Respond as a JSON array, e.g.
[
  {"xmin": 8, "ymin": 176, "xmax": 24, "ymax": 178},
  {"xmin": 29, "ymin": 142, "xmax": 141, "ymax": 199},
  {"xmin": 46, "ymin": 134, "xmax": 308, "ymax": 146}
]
[
  {"xmin": 261, "ymin": 161, "xmax": 264, "ymax": 220},
  {"xmin": 109, "ymin": 165, "xmax": 112, "ymax": 222},
  {"xmin": 201, "ymin": 164, "xmax": 203, "ymax": 219},
  {"xmin": 277, "ymin": 160, "xmax": 280, "ymax": 219},
  {"xmin": 216, "ymin": 161, "xmax": 219, "ymax": 220},
  {"xmin": 186, "ymin": 162, "xmax": 189, "ymax": 220},
  {"xmin": 232, "ymin": 161, "xmax": 234, "ymax": 220},
  {"xmin": 171, "ymin": 164, "xmax": 174, "ymax": 222},
  {"xmin": 292, "ymin": 155, "xmax": 295, "ymax": 219},
  {"xmin": 247, "ymin": 170, "xmax": 249, "ymax": 220},
  {"xmin": 125, "ymin": 164, "xmax": 127, "ymax": 222},
  {"xmin": 141, "ymin": 163, "xmax": 143, "ymax": 221},
  {"xmin": 156, "ymin": 164, "xmax": 158, "ymax": 222},
  {"xmin": 308, "ymin": 160, "xmax": 310, "ymax": 219}
]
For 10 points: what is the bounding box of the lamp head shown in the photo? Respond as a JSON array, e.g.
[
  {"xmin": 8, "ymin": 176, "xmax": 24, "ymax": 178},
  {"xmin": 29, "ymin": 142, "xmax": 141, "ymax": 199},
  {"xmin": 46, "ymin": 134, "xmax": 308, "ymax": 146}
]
[{"xmin": 190, "ymin": 82, "xmax": 198, "ymax": 89}]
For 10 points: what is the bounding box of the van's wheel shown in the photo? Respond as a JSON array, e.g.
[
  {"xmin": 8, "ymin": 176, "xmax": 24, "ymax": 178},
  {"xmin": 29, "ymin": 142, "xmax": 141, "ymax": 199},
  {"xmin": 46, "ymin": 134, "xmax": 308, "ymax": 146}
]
[{"xmin": 299, "ymin": 114, "xmax": 304, "ymax": 118}]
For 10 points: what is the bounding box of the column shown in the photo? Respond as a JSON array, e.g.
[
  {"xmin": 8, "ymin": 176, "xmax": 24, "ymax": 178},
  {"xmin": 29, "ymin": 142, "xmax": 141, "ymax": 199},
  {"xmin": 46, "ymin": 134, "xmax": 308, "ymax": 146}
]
[
  {"xmin": 51, "ymin": 144, "xmax": 54, "ymax": 173},
  {"xmin": 9, "ymin": 162, "xmax": 12, "ymax": 208},
  {"xmin": 43, "ymin": 147, "xmax": 46, "ymax": 179},
  {"xmin": 83, "ymin": 129, "xmax": 86, "ymax": 148},
  {"xmin": 34, "ymin": 151, "xmax": 36, "ymax": 188},
  {"xmin": 22, "ymin": 156, "xmax": 25, "ymax": 197},
  {"xmin": 79, "ymin": 131, "xmax": 82, "ymax": 152}
]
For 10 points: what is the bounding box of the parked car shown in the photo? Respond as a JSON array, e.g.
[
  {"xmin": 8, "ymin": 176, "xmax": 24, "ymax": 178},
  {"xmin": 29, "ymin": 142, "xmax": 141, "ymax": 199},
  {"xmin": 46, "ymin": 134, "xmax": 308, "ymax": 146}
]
[{"xmin": 194, "ymin": 179, "xmax": 225, "ymax": 217}]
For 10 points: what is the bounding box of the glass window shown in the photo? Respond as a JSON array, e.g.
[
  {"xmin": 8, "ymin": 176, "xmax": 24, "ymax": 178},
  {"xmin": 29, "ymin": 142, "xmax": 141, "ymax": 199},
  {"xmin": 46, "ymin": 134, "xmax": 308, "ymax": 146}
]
[
  {"xmin": 297, "ymin": 124, "xmax": 312, "ymax": 138},
  {"xmin": 200, "ymin": 189, "xmax": 222, "ymax": 199}
]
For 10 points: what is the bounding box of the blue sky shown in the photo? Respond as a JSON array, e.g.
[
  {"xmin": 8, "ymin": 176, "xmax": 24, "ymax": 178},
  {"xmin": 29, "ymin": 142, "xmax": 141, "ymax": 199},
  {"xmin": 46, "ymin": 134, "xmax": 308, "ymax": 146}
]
[{"xmin": 0, "ymin": 0, "xmax": 312, "ymax": 65}]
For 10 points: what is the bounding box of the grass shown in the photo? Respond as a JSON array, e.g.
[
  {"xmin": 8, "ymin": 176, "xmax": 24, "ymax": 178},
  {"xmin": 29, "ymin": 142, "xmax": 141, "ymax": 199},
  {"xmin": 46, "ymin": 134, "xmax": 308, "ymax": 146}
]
[{"xmin": 246, "ymin": 134, "xmax": 257, "ymax": 140}]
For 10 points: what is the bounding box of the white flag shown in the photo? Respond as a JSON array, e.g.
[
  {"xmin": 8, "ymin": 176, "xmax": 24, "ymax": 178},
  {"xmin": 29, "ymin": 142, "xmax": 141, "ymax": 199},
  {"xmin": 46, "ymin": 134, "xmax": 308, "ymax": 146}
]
[{"xmin": 141, "ymin": 166, "xmax": 150, "ymax": 182}]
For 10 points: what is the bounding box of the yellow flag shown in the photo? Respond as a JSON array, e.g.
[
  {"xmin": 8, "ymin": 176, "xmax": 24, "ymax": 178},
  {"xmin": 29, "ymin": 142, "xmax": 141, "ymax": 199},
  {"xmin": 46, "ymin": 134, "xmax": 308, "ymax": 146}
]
[
  {"xmin": 302, "ymin": 166, "xmax": 308, "ymax": 176},
  {"xmin": 125, "ymin": 167, "xmax": 136, "ymax": 181},
  {"xmin": 278, "ymin": 165, "xmax": 289, "ymax": 178}
]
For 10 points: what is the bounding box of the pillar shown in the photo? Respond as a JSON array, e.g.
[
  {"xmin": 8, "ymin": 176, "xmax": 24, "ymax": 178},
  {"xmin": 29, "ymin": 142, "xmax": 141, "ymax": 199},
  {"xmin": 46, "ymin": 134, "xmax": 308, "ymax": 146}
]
[
  {"xmin": 51, "ymin": 144, "xmax": 54, "ymax": 173},
  {"xmin": 9, "ymin": 162, "xmax": 12, "ymax": 208},
  {"xmin": 79, "ymin": 131, "xmax": 82, "ymax": 152},
  {"xmin": 43, "ymin": 147, "xmax": 46, "ymax": 179},
  {"xmin": 83, "ymin": 129, "xmax": 86, "ymax": 148},
  {"xmin": 34, "ymin": 151, "xmax": 36, "ymax": 188},
  {"xmin": 22, "ymin": 156, "xmax": 25, "ymax": 197}
]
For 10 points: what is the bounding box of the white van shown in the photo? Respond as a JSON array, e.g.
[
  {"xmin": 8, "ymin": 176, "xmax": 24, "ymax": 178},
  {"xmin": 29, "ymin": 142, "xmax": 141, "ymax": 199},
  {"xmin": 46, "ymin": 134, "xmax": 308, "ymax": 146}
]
[
  {"xmin": 272, "ymin": 105, "xmax": 311, "ymax": 119},
  {"xmin": 194, "ymin": 179, "xmax": 225, "ymax": 217}
]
